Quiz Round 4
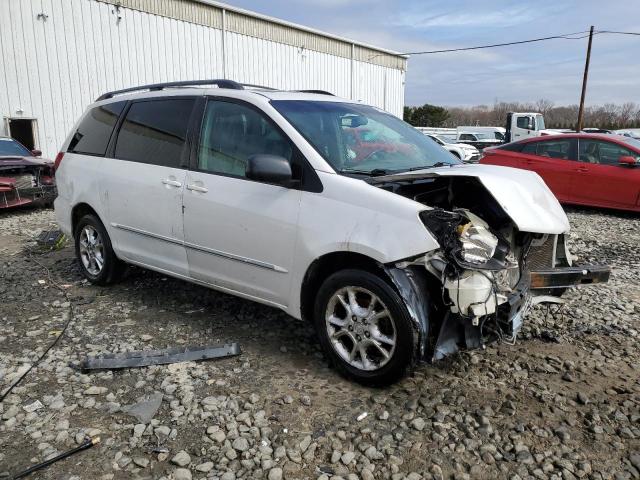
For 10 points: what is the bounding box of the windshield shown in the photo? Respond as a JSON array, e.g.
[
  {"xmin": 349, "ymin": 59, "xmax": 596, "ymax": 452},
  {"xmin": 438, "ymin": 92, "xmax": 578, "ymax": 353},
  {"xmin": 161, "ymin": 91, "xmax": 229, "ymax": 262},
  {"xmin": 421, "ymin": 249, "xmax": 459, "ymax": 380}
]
[
  {"xmin": 472, "ymin": 133, "xmax": 493, "ymax": 140},
  {"xmin": 272, "ymin": 101, "xmax": 459, "ymax": 174},
  {"xmin": 0, "ymin": 138, "xmax": 31, "ymax": 157},
  {"xmin": 435, "ymin": 135, "xmax": 454, "ymax": 144},
  {"xmin": 536, "ymin": 115, "xmax": 546, "ymax": 130}
]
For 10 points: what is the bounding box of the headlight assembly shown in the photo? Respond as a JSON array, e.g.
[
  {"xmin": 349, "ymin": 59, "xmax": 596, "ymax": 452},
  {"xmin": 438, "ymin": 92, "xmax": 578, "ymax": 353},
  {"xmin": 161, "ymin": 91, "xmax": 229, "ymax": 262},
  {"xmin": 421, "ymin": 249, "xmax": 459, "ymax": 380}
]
[{"xmin": 457, "ymin": 223, "xmax": 498, "ymax": 264}]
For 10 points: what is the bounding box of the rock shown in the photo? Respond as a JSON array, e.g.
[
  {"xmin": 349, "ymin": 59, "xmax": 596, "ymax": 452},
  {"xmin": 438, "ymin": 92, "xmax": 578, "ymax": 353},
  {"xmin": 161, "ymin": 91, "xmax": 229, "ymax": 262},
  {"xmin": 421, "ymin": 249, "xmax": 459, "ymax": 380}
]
[
  {"xmin": 411, "ymin": 418, "xmax": 426, "ymax": 431},
  {"xmin": 232, "ymin": 437, "xmax": 250, "ymax": 452},
  {"xmin": 268, "ymin": 467, "xmax": 283, "ymax": 480},
  {"xmin": 195, "ymin": 462, "xmax": 213, "ymax": 473},
  {"xmin": 341, "ymin": 451, "xmax": 355, "ymax": 465},
  {"xmin": 577, "ymin": 392, "xmax": 589, "ymax": 405},
  {"xmin": 84, "ymin": 386, "xmax": 108, "ymax": 395},
  {"xmin": 300, "ymin": 395, "xmax": 311, "ymax": 406},
  {"xmin": 170, "ymin": 450, "xmax": 191, "ymax": 467},
  {"xmin": 133, "ymin": 457, "xmax": 149, "ymax": 468},
  {"xmin": 173, "ymin": 468, "xmax": 192, "ymax": 480}
]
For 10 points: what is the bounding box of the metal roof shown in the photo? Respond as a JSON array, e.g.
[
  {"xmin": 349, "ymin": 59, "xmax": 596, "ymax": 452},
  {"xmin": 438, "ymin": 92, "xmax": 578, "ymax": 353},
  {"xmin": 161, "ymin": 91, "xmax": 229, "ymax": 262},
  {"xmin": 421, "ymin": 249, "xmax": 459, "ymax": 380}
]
[{"xmin": 97, "ymin": 0, "xmax": 407, "ymax": 69}]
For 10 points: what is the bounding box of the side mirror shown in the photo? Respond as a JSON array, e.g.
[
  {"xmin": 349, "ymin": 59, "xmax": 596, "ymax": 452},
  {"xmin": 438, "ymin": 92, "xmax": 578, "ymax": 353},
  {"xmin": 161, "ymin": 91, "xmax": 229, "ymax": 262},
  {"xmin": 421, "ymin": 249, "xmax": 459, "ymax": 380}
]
[
  {"xmin": 619, "ymin": 155, "xmax": 638, "ymax": 166},
  {"xmin": 31, "ymin": 149, "xmax": 42, "ymax": 157},
  {"xmin": 246, "ymin": 154, "xmax": 293, "ymax": 186}
]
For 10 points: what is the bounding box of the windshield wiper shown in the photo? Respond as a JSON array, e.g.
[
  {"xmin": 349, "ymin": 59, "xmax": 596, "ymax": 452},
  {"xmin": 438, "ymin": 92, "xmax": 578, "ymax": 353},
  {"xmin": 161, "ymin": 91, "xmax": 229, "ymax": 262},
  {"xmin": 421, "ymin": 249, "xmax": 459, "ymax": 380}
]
[
  {"xmin": 338, "ymin": 168, "xmax": 390, "ymax": 176},
  {"xmin": 405, "ymin": 162, "xmax": 453, "ymax": 171}
]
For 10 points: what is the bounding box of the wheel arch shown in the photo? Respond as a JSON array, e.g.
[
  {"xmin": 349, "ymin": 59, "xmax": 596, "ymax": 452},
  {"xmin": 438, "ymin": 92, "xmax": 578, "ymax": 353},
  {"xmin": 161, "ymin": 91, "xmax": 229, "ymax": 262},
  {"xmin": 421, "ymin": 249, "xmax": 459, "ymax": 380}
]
[
  {"xmin": 71, "ymin": 203, "xmax": 103, "ymax": 234},
  {"xmin": 299, "ymin": 251, "xmax": 438, "ymax": 362},
  {"xmin": 300, "ymin": 251, "xmax": 384, "ymax": 324}
]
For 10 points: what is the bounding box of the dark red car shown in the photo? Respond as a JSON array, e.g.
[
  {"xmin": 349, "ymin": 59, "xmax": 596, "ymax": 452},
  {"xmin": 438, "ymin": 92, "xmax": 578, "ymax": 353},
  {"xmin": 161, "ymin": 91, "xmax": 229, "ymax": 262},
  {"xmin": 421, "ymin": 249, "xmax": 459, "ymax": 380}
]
[
  {"xmin": 480, "ymin": 133, "xmax": 640, "ymax": 212},
  {"xmin": 0, "ymin": 136, "xmax": 56, "ymax": 209}
]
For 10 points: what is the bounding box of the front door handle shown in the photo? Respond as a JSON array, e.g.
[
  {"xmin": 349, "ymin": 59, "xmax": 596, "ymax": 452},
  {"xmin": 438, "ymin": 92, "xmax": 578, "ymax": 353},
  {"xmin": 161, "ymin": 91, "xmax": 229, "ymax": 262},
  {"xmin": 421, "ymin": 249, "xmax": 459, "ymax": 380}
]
[
  {"xmin": 187, "ymin": 184, "xmax": 208, "ymax": 193},
  {"xmin": 162, "ymin": 178, "xmax": 182, "ymax": 187},
  {"xmin": 576, "ymin": 167, "xmax": 589, "ymax": 173}
]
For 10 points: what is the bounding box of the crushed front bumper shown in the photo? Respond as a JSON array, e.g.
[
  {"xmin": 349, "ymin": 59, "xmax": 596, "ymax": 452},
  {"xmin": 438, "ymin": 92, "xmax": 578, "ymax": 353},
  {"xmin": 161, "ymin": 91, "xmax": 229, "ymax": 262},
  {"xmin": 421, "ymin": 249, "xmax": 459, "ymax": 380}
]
[
  {"xmin": 431, "ymin": 263, "xmax": 610, "ymax": 361},
  {"xmin": 0, "ymin": 184, "xmax": 57, "ymax": 209},
  {"xmin": 530, "ymin": 265, "xmax": 611, "ymax": 289}
]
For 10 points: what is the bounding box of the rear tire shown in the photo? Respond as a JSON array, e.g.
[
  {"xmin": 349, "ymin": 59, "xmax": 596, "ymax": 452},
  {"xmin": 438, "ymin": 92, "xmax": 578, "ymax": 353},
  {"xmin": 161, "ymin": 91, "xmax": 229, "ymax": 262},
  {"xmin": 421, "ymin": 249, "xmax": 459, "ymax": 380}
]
[
  {"xmin": 313, "ymin": 269, "xmax": 415, "ymax": 385},
  {"xmin": 74, "ymin": 214, "xmax": 124, "ymax": 285}
]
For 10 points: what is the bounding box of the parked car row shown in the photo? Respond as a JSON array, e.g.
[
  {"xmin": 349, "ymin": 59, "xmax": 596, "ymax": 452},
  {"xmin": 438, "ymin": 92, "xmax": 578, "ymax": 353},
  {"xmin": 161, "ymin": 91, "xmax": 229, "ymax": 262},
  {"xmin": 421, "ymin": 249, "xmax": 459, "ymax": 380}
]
[{"xmin": 425, "ymin": 134, "xmax": 480, "ymax": 162}]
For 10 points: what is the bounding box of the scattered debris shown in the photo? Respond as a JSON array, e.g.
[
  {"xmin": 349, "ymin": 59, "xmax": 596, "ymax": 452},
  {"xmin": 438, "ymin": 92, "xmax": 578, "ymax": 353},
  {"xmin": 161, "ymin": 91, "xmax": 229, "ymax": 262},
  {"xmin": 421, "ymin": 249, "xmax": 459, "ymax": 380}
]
[
  {"xmin": 35, "ymin": 229, "xmax": 65, "ymax": 251},
  {"xmin": 12, "ymin": 436, "xmax": 100, "ymax": 479},
  {"xmin": 79, "ymin": 343, "xmax": 241, "ymax": 371},
  {"xmin": 22, "ymin": 400, "xmax": 44, "ymax": 413},
  {"xmin": 121, "ymin": 392, "xmax": 164, "ymax": 423},
  {"xmin": 357, "ymin": 412, "xmax": 368, "ymax": 421}
]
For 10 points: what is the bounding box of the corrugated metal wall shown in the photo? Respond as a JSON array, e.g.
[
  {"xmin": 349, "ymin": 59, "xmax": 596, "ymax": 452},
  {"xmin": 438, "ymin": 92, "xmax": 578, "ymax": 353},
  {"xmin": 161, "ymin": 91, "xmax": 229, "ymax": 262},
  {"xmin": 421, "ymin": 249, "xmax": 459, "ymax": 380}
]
[{"xmin": 0, "ymin": 0, "xmax": 406, "ymax": 157}]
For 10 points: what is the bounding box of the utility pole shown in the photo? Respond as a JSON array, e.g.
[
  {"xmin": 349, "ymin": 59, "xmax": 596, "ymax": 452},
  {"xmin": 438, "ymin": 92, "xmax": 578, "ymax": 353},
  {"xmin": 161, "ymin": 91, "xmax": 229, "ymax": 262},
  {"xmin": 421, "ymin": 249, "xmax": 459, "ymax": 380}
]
[{"xmin": 576, "ymin": 26, "xmax": 594, "ymax": 132}]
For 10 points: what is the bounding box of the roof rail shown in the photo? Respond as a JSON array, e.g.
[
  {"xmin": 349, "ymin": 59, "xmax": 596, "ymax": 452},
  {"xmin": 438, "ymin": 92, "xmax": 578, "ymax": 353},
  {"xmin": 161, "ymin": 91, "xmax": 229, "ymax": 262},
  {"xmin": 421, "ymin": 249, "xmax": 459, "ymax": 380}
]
[
  {"xmin": 96, "ymin": 79, "xmax": 244, "ymax": 101},
  {"xmin": 240, "ymin": 83, "xmax": 277, "ymax": 91},
  {"xmin": 294, "ymin": 89, "xmax": 335, "ymax": 96}
]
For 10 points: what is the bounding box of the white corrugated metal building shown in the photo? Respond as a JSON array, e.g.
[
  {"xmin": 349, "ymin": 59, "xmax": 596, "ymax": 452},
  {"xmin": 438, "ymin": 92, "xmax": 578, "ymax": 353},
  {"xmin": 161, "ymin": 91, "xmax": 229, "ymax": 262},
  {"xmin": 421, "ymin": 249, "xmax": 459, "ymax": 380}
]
[{"xmin": 0, "ymin": 0, "xmax": 408, "ymax": 158}]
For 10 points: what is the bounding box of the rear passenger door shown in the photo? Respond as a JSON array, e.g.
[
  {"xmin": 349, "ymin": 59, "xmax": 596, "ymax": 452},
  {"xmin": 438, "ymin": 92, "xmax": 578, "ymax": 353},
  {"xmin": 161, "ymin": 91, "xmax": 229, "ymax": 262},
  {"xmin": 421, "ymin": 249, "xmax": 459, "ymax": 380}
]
[
  {"xmin": 519, "ymin": 138, "xmax": 576, "ymax": 202},
  {"xmin": 103, "ymin": 97, "xmax": 196, "ymax": 276},
  {"xmin": 182, "ymin": 98, "xmax": 302, "ymax": 307}
]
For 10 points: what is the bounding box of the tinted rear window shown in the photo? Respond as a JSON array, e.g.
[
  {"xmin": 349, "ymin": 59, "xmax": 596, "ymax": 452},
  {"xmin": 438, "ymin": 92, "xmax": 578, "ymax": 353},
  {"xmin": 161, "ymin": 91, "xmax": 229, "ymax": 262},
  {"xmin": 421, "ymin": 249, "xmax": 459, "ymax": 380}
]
[
  {"xmin": 68, "ymin": 101, "xmax": 126, "ymax": 156},
  {"xmin": 498, "ymin": 142, "xmax": 524, "ymax": 152},
  {"xmin": 114, "ymin": 99, "xmax": 195, "ymax": 167}
]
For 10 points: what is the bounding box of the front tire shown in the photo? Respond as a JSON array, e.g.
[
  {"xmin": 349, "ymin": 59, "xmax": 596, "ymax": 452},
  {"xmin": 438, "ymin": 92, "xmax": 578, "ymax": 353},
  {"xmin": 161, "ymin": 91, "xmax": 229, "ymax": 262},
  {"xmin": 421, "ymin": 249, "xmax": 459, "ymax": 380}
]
[
  {"xmin": 314, "ymin": 269, "xmax": 415, "ymax": 385},
  {"xmin": 74, "ymin": 214, "xmax": 124, "ymax": 285}
]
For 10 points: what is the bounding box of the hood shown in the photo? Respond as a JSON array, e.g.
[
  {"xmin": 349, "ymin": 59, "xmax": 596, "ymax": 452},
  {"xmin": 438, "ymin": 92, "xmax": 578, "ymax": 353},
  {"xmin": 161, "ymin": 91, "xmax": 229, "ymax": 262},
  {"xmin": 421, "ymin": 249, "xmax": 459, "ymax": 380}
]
[
  {"xmin": 456, "ymin": 143, "xmax": 478, "ymax": 151},
  {"xmin": 0, "ymin": 156, "xmax": 53, "ymax": 168},
  {"xmin": 370, "ymin": 163, "xmax": 570, "ymax": 234}
]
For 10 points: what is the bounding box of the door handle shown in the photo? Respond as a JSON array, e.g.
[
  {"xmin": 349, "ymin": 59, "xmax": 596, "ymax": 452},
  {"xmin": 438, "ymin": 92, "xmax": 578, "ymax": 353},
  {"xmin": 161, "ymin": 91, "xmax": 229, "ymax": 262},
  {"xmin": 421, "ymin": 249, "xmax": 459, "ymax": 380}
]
[
  {"xmin": 187, "ymin": 184, "xmax": 208, "ymax": 193},
  {"xmin": 576, "ymin": 167, "xmax": 588, "ymax": 173},
  {"xmin": 162, "ymin": 179, "xmax": 182, "ymax": 187}
]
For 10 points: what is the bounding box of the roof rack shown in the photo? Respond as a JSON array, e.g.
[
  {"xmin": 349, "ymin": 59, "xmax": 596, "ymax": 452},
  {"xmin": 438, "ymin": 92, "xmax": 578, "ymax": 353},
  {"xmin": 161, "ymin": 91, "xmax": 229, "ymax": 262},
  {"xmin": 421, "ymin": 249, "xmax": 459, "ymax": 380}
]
[
  {"xmin": 294, "ymin": 89, "xmax": 335, "ymax": 96},
  {"xmin": 240, "ymin": 83, "xmax": 277, "ymax": 91},
  {"xmin": 96, "ymin": 79, "xmax": 244, "ymax": 101}
]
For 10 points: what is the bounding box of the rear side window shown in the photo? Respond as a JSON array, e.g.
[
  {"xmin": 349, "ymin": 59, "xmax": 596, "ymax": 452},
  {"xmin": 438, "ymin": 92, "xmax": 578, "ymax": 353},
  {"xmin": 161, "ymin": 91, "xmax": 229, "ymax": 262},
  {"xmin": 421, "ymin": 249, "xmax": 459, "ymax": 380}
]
[
  {"xmin": 67, "ymin": 101, "xmax": 126, "ymax": 156},
  {"xmin": 523, "ymin": 139, "xmax": 572, "ymax": 159},
  {"xmin": 498, "ymin": 142, "xmax": 524, "ymax": 152},
  {"xmin": 114, "ymin": 99, "xmax": 195, "ymax": 167}
]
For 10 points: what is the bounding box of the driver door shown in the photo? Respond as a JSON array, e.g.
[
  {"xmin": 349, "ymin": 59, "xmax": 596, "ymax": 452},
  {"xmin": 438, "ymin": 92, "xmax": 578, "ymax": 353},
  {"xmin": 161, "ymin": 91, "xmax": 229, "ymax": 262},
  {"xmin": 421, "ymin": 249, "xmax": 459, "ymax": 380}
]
[{"xmin": 182, "ymin": 98, "xmax": 302, "ymax": 307}]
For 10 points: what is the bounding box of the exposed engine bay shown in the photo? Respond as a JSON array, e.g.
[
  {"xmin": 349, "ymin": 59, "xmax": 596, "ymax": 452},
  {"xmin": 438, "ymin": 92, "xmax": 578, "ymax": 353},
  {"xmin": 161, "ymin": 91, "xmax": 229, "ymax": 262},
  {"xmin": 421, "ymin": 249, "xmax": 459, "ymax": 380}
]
[
  {"xmin": 369, "ymin": 172, "xmax": 609, "ymax": 361},
  {"xmin": 0, "ymin": 163, "xmax": 57, "ymax": 209}
]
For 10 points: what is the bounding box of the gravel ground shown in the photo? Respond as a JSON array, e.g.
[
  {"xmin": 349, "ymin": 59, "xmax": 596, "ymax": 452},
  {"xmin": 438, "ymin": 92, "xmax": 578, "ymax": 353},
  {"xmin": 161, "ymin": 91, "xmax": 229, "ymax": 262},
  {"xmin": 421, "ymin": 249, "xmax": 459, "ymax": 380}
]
[{"xmin": 0, "ymin": 206, "xmax": 638, "ymax": 480}]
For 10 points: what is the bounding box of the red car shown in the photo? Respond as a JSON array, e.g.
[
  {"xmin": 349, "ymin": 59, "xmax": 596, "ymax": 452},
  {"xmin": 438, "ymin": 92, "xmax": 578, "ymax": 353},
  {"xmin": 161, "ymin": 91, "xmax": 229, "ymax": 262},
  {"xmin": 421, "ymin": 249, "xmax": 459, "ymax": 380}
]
[
  {"xmin": 480, "ymin": 133, "xmax": 640, "ymax": 212},
  {"xmin": 0, "ymin": 136, "xmax": 56, "ymax": 209}
]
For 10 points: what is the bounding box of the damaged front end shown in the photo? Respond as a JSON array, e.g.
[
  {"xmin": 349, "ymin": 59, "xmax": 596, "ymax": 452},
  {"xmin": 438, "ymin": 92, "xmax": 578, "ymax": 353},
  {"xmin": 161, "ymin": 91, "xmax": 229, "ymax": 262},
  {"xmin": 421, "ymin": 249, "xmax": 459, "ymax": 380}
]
[
  {"xmin": 0, "ymin": 163, "xmax": 57, "ymax": 209},
  {"xmin": 373, "ymin": 170, "xmax": 610, "ymax": 362}
]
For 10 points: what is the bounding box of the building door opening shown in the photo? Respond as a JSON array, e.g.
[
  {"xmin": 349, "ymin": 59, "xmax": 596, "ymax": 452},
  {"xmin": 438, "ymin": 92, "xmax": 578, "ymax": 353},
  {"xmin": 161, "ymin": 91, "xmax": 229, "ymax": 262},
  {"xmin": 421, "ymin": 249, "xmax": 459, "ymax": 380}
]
[{"xmin": 7, "ymin": 118, "xmax": 37, "ymax": 150}]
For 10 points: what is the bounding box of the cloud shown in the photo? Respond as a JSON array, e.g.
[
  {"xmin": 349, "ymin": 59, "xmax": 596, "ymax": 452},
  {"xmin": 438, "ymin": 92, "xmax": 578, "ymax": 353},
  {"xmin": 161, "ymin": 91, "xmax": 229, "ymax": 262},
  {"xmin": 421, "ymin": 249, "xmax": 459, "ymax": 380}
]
[{"xmin": 223, "ymin": 0, "xmax": 640, "ymax": 106}]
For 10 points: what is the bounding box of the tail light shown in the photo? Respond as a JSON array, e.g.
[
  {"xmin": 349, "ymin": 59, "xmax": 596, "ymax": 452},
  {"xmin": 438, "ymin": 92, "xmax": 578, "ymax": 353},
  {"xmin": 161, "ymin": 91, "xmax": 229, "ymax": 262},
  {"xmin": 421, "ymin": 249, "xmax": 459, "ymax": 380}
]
[{"xmin": 54, "ymin": 152, "xmax": 64, "ymax": 172}]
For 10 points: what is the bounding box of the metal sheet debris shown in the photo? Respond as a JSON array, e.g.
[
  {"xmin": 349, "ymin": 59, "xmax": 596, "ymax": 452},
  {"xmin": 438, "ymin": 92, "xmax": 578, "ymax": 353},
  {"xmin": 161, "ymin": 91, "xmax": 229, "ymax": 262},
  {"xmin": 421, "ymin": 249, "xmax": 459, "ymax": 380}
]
[
  {"xmin": 79, "ymin": 343, "xmax": 241, "ymax": 371},
  {"xmin": 121, "ymin": 392, "xmax": 163, "ymax": 423}
]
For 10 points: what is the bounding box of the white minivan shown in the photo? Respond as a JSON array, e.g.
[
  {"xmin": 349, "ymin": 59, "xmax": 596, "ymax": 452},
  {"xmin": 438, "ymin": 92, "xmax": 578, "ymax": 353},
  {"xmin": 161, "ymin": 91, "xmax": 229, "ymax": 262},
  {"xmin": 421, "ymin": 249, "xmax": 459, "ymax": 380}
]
[{"xmin": 54, "ymin": 80, "xmax": 609, "ymax": 384}]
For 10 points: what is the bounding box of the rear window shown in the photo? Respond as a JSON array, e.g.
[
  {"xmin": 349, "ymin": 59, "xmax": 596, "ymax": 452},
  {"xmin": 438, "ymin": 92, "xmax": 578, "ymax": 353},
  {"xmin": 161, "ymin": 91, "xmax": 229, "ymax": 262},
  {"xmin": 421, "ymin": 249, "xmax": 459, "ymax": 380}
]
[
  {"xmin": 67, "ymin": 101, "xmax": 126, "ymax": 156},
  {"xmin": 114, "ymin": 98, "xmax": 195, "ymax": 167},
  {"xmin": 498, "ymin": 142, "xmax": 524, "ymax": 152}
]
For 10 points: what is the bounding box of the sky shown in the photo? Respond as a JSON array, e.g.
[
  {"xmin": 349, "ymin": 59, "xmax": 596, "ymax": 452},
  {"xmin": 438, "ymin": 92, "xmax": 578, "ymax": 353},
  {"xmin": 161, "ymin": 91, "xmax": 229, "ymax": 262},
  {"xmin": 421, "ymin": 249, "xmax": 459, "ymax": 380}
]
[{"xmin": 223, "ymin": 0, "xmax": 640, "ymax": 107}]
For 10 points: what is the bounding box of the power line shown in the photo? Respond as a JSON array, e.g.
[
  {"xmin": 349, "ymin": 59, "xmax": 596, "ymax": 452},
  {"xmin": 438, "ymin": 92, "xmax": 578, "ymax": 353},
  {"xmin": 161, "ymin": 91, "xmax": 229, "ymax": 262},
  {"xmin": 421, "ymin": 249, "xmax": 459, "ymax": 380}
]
[
  {"xmin": 378, "ymin": 29, "xmax": 640, "ymax": 58},
  {"xmin": 393, "ymin": 31, "xmax": 594, "ymax": 56},
  {"xmin": 598, "ymin": 30, "xmax": 640, "ymax": 36}
]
